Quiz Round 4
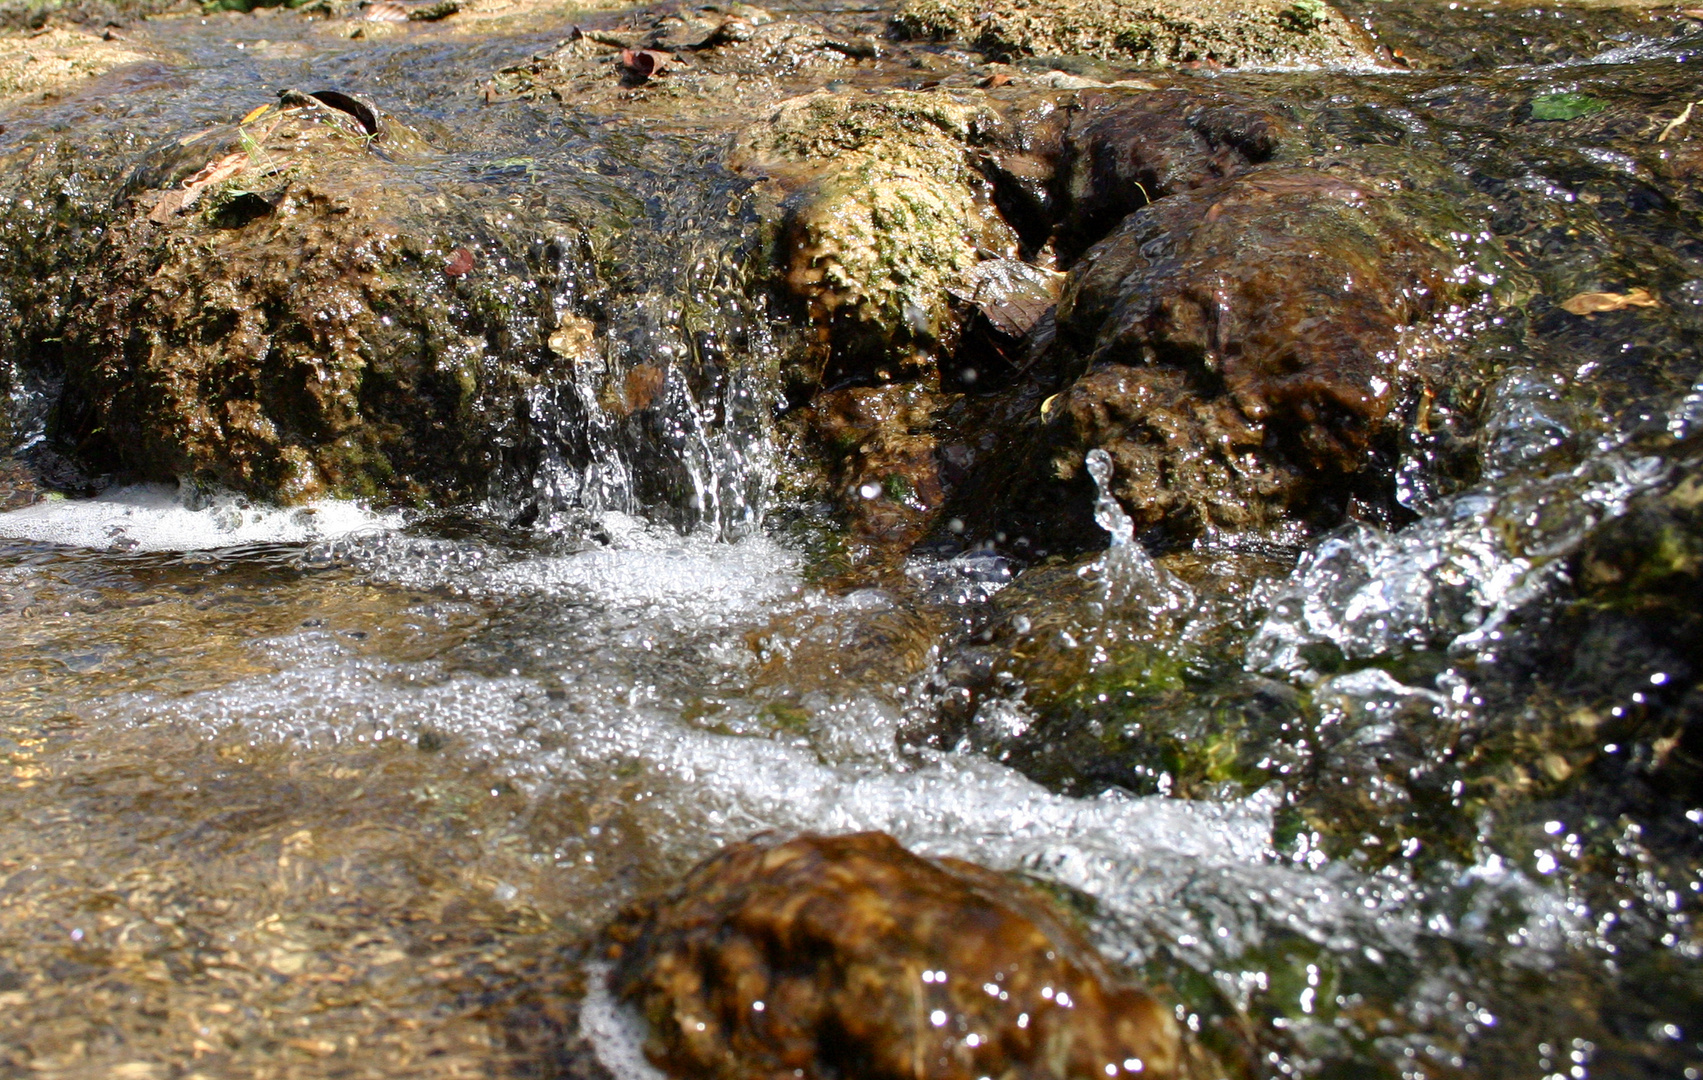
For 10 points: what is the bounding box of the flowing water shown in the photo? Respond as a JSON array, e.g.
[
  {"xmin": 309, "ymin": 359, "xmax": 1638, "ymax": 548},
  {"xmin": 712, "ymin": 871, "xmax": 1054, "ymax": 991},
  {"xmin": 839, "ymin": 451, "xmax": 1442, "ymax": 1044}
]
[{"xmin": 1, "ymin": 1, "xmax": 1701, "ymax": 1077}]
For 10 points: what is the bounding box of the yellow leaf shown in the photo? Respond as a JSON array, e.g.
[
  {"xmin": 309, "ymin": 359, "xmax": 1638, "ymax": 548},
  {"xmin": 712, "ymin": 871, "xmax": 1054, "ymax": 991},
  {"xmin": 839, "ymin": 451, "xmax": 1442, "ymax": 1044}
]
[{"xmin": 1559, "ymin": 287, "xmax": 1659, "ymax": 315}]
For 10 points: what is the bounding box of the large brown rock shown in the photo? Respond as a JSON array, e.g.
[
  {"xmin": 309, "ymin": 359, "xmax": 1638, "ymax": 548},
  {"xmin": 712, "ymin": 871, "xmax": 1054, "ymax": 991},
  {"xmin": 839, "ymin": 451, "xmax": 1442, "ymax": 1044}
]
[
  {"xmin": 30, "ymin": 90, "xmax": 565, "ymax": 504},
  {"xmin": 989, "ymin": 158, "xmax": 1512, "ymax": 543},
  {"xmin": 606, "ymin": 831, "xmax": 1180, "ymax": 1080}
]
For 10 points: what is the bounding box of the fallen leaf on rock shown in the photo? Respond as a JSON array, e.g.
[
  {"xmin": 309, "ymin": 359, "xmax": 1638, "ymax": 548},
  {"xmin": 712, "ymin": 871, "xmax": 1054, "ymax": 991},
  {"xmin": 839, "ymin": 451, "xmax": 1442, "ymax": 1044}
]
[
  {"xmin": 1560, "ymin": 287, "xmax": 1658, "ymax": 315},
  {"xmin": 619, "ymin": 48, "xmax": 673, "ymax": 81},
  {"xmin": 981, "ymin": 71, "xmax": 1012, "ymax": 88},
  {"xmin": 147, "ymin": 189, "xmax": 186, "ymax": 224},
  {"xmin": 177, "ymin": 151, "xmax": 249, "ymax": 213},
  {"xmin": 954, "ymin": 259, "xmax": 1066, "ymax": 338},
  {"xmin": 444, "ymin": 247, "xmax": 475, "ymax": 276}
]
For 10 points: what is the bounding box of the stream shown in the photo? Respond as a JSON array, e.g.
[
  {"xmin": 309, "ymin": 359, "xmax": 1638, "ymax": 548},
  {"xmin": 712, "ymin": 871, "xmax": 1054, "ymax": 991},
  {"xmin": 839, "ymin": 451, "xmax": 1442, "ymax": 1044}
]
[{"xmin": 0, "ymin": 0, "xmax": 1700, "ymax": 1076}]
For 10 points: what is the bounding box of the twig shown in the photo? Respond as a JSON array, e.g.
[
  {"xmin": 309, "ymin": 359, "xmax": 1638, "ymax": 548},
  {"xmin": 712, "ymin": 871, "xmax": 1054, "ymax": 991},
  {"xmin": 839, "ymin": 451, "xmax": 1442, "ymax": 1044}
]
[{"xmin": 1658, "ymin": 100, "xmax": 1699, "ymax": 142}]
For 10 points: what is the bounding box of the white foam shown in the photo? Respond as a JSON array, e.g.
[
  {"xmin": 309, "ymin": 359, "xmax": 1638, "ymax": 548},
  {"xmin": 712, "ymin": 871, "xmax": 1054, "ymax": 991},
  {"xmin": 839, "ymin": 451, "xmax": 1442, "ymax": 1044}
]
[
  {"xmin": 579, "ymin": 962, "xmax": 669, "ymax": 1080},
  {"xmin": 99, "ymin": 628, "xmax": 1400, "ymax": 972},
  {"xmin": 480, "ymin": 533, "xmax": 802, "ymax": 612},
  {"xmin": 0, "ymin": 484, "xmax": 401, "ymax": 553}
]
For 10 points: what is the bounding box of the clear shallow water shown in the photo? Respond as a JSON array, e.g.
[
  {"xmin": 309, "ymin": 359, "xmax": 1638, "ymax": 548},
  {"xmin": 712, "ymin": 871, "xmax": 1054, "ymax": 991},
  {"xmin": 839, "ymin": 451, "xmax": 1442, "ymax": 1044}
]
[{"xmin": 0, "ymin": 468, "xmax": 1696, "ymax": 1078}]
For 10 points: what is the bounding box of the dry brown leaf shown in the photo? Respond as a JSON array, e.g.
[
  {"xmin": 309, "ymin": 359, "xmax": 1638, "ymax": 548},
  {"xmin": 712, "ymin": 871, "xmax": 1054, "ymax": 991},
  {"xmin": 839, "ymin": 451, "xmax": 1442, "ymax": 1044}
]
[
  {"xmin": 618, "ymin": 48, "xmax": 674, "ymax": 81},
  {"xmin": 179, "ymin": 151, "xmax": 249, "ymax": 211},
  {"xmin": 622, "ymin": 363, "xmax": 667, "ymax": 413},
  {"xmin": 1560, "ymin": 287, "xmax": 1659, "ymax": 315}
]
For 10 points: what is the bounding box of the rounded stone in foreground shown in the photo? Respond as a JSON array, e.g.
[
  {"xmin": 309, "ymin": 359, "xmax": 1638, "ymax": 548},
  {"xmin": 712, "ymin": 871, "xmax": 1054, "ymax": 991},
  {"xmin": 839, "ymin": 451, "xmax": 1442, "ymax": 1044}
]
[{"xmin": 605, "ymin": 831, "xmax": 1180, "ymax": 1080}]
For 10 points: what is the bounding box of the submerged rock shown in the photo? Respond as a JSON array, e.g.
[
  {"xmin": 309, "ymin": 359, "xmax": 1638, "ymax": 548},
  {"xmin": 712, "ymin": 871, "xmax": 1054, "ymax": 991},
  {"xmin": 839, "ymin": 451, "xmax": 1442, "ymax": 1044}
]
[
  {"xmin": 605, "ymin": 830, "xmax": 1181, "ymax": 1080},
  {"xmin": 892, "ymin": 0, "xmax": 1377, "ymax": 69},
  {"xmin": 0, "ymin": 24, "xmax": 148, "ymax": 107},
  {"xmin": 1537, "ymin": 449, "xmax": 1703, "ymax": 801}
]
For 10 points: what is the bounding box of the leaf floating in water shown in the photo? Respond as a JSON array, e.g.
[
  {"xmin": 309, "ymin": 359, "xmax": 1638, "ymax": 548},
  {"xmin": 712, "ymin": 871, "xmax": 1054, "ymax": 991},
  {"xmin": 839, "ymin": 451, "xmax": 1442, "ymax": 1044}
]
[
  {"xmin": 1560, "ymin": 287, "xmax": 1658, "ymax": 315},
  {"xmin": 619, "ymin": 48, "xmax": 674, "ymax": 82},
  {"xmin": 1530, "ymin": 92, "xmax": 1608, "ymax": 121},
  {"xmin": 443, "ymin": 247, "xmax": 475, "ymax": 277}
]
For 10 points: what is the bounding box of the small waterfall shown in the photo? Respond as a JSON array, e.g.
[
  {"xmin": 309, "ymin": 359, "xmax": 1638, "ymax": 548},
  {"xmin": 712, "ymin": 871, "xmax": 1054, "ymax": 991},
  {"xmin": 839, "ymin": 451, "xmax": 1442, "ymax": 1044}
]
[{"xmin": 482, "ymin": 160, "xmax": 786, "ymax": 541}]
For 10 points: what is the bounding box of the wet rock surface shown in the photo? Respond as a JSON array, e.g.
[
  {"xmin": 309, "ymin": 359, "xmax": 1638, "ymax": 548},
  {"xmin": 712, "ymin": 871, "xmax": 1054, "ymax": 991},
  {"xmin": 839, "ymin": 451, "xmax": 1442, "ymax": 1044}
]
[
  {"xmin": 892, "ymin": 0, "xmax": 1377, "ymax": 69},
  {"xmin": 0, "ymin": 23, "xmax": 149, "ymax": 106},
  {"xmin": 43, "ymin": 93, "xmax": 539, "ymax": 503},
  {"xmin": 606, "ymin": 831, "xmax": 1183, "ymax": 1080}
]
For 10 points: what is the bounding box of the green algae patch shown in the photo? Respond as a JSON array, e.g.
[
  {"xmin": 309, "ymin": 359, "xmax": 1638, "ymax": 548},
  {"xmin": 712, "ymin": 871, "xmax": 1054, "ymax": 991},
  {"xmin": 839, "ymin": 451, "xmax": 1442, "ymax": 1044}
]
[
  {"xmin": 1530, "ymin": 91, "xmax": 1609, "ymax": 121},
  {"xmin": 734, "ymin": 90, "xmax": 1019, "ymax": 382}
]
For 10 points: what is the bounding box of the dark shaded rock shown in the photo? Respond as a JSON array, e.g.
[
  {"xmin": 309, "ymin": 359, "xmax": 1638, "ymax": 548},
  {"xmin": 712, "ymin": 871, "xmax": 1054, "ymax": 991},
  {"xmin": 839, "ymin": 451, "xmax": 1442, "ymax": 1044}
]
[
  {"xmin": 952, "ymin": 159, "xmax": 1511, "ymax": 549},
  {"xmin": 1545, "ymin": 451, "xmax": 1703, "ymax": 800},
  {"xmin": 606, "ymin": 830, "xmax": 1181, "ymax": 1080},
  {"xmin": 1053, "ymin": 90, "xmax": 1295, "ymax": 262},
  {"xmin": 804, "ymin": 383, "xmax": 947, "ymax": 550}
]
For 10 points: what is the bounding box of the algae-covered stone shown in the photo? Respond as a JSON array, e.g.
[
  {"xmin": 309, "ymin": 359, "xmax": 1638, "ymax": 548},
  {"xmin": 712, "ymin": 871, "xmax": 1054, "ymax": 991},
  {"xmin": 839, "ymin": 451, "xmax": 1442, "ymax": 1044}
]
[
  {"xmin": 734, "ymin": 90, "xmax": 1020, "ymax": 384},
  {"xmin": 0, "ymin": 24, "xmax": 148, "ymax": 107},
  {"xmin": 893, "ymin": 0, "xmax": 1377, "ymax": 69},
  {"xmin": 606, "ymin": 831, "xmax": 1182, "ymax": 1080},
  {"xmin": 23, "ymin": 92, "xmax": 566, "ymax": 504}
]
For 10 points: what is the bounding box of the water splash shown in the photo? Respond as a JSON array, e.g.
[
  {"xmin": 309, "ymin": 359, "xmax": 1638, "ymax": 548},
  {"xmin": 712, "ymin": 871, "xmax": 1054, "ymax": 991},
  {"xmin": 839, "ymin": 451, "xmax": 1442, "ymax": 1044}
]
[
  {"xmin": 1084, "ymin": 448, "xmax": 1193, "ymax": 615},
  {"xmin": 1246, "ymin": 439, "xmax": 1669, "ymax": 681},
  {"xmin": 0, "ymin": 483, "xmax": 400, "ymax": 552}
]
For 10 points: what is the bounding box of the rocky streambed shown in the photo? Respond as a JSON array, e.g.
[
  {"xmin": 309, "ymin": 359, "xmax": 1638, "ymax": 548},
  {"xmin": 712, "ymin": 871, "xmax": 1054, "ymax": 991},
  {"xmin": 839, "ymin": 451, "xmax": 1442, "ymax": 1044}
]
[{"xmin": 0, "ymin": 0, "xmax": 1700, "ymax": 1075}]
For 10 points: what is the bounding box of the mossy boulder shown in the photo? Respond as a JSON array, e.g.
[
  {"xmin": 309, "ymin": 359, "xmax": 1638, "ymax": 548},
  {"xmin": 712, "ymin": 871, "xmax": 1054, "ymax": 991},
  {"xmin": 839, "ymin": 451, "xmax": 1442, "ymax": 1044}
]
[
  {"xmin": 733, "ymin": 89, "xmax": 1020, "ymax": 386},
  {"xmin": 11, "ymin": 92, "xmax": 571, "ymax": 504},
  {"xmin": 892, "ymin": 0, "xmax": 1378, "ymax": 69}
]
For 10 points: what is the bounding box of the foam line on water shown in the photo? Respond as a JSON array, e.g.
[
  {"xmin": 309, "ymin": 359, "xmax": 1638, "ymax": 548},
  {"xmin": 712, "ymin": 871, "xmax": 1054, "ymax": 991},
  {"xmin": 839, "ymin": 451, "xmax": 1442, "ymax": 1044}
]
[
  {"xmin": 0, "ymin": 484, "xmax": 401, "ymax": 552},
  {"xmin": 98, "ymin": 629, "xmax": 1399, "ymax": 971},
  {"xmin": 579, "ymin": 962, "xmax": 669, "ymax": 1080}
]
